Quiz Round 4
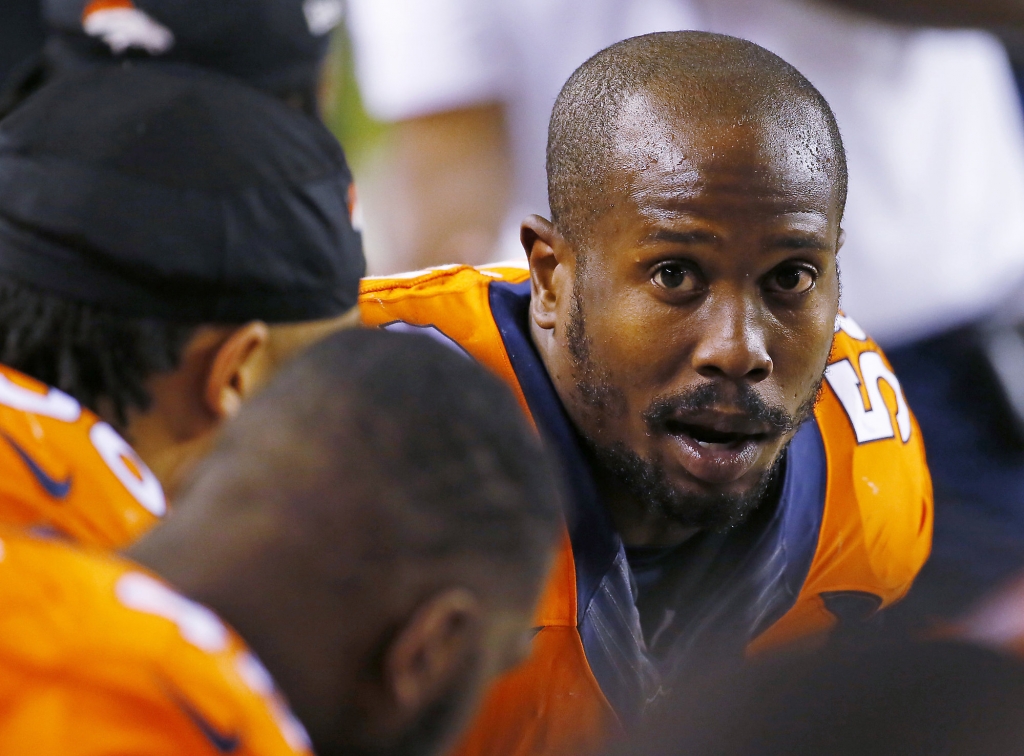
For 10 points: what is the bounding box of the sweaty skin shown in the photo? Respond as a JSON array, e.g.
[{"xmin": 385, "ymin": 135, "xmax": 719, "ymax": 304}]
[{"xmin": 526, "ymin": 93, "xmax": 842, "ymax": 549}]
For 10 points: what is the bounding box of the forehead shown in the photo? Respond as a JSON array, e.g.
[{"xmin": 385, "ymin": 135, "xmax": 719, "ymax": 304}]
[{"xmin": 608, "ymin": 91, "xmax": 840, "ymax": 214}]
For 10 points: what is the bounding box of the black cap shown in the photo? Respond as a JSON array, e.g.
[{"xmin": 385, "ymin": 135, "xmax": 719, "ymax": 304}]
[
  {"xmin": 0, "ymin": 64, "xmax": 365, "ymax": 322},
  {"xmin": 42, "ymin": 0, "xmax": 341, "ymax": 110}
]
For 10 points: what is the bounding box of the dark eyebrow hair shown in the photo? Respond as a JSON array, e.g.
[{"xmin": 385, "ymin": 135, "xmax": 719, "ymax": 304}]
[
  {"xmin": 645, "ymin": 229, "xmax": 718, "ymax": 245},
  {"xmin": 644, "ymin": 228, "xmax": 833, "ymax": 253},
  {"xmin": 770, "ymin": 233, "xmax": 832, "ymax": 252}
]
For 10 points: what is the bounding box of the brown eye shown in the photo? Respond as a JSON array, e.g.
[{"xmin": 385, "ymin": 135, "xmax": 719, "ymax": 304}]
[
  {"xmin": 767, "ymin": 266, "xmax": 815, "ymax": 294},
  {"xmin": 653, "ymin": 264, "xmax": 696, "ymax": 291}
]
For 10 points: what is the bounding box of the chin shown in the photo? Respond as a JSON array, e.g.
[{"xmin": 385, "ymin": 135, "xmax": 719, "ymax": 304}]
[{"xmin": 597, "ymin": 437, "xmax": 788, "ymax": 533}]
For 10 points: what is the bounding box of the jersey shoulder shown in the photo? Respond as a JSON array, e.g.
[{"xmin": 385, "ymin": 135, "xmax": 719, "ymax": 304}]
[
  {"xmin": 819, "ymin": 313, "xmax": 932, "ymax": 591},
  {"xmin": 360, "ymin": 263, "xmax": 530, "ymax": 402},
  {"xmin": 0, "ymin": 528, "xmax": 310, "ymax": 756},
  {"xmin": 818, "ymin": 313, "xmax": 933, "ymax": 523},
  {"xmin": 0, "ymin": 364, "xmax": 165, "ymax": 548},
  {"xmin": 360, "ymin": 262, "xmax": 529, "ymax": 324},
  {"xmin": 751, "ymin": 314, "xmax": 934, "ymax": 651}
]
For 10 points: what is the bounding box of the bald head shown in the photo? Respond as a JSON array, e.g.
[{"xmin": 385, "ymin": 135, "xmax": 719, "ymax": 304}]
[
  {"xmin": 164, "ymin": 328, "xmax": 561, "ymax": 598},
  {"xmin": 547, "ymin": 31, "xmax": 847, "ymax": 247},
  {"xmin": 131, "ymin": 329, "xmax": 563, "ymax": 756}
]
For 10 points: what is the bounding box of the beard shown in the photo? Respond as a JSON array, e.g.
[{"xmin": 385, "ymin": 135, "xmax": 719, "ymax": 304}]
[
  {"xmin": 566, "ymin": 273, "xmax": 823, "ymax": 533},
  {"xmin": 588, "ymin": 432, "xmax": 788, "ymax": 533}
]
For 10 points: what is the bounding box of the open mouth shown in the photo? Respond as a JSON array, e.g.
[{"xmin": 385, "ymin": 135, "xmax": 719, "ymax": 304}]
[{"xmin": 665, "ymin": 420, "xmax": 769, "ymax": 449}]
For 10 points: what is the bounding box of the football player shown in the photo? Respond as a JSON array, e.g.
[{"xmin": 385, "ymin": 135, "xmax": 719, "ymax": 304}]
[
  {"xmin": 358, "ymin": 32, "xmax": 933, "ymax": 756},
  {"xmin": 0, "ymin": 63, "xmax": 364, "ymax": 547},
  {"xmin": 0, "ymin": 329, "xmax": 563, "ymax": 756}
]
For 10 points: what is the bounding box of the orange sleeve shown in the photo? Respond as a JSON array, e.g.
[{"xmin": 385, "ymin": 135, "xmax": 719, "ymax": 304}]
[
  {"xmin": 750, "ymin": 316, "xmax": 934, "ymax": 652},
  {"xmin": 0, "ymin": 365, "xmax": 164, "ymax": 548},
  {"xmin": 0, "ymin": 529, "xmax": 310, "ymax": 756}
]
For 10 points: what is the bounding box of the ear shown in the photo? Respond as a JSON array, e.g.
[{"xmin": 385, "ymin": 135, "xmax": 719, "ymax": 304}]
[
  {"xmin": 385, "ymin": 588, "xmax": 482, "ymax": 713},
  {"xmin": 521, "ymin": 214, "xmax": 569, "ymax": 331},
  {"xmin": 203, "ymin": 321, "xmax": 271, "ymax": 420}
]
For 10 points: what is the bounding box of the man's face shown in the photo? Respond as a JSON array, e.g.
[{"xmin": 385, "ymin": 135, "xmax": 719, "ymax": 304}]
[{"xmin": 545, "ymin": 97, "xmax": 841, "ymax": 536}]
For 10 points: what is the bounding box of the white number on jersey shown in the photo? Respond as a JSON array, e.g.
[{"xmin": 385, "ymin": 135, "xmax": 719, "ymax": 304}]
[
  {"xmin": 90, "ymin": 422, "xmax": 166, "ymax": 517},
  {"xmin": 0, "ymin": 374, "xmax": 81, "ymax": 422},
  {"xmin": 0, "ymin": 373, "xmax": 165, "ymax": 514},
  {"xmin": 825, "ymin": 351, "xmax": 912, "ymax": 444}
]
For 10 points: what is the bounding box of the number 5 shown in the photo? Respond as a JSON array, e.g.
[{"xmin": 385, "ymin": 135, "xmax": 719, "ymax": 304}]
[{"xmin": 825, "ymin": 352, "xmax": 912, "ymax": 444}]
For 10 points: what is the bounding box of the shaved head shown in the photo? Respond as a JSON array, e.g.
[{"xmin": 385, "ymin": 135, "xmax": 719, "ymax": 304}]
[
  {"xmin": 131, "ymin": 329, "xmax": 563, "ymax": 756},
  {"xmin": 547, "ymin": 31, "xmax": 847, "ymax": 247}
]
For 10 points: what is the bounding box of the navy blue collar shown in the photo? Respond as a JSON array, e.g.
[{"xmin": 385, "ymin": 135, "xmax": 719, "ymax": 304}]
[{"xmin": 489, "ymin": 280, "xmax": 620, "ymax": 621}]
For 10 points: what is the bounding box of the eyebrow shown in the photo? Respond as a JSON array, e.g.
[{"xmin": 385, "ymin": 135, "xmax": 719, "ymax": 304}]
[
  {"xmin": 771, "ymin": 235, "xmax": 831, "ymax": 251},
  {"xmin": 646, "ymin": 228, "xmax": 832, "ymax": 252},
  {"xmin": 645, "ymin": 229, "xmax": 718, "ymax": 245}
]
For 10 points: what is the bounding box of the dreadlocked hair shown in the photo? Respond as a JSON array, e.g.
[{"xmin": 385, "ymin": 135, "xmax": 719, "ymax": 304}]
[{"xmin": 0, "ymin": 276, "xmax": 197, "ymax": 429}]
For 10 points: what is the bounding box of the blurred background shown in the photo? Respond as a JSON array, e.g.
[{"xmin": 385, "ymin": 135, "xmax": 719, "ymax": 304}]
[{"xmin": 319, "ymin": 30, "xmax": 389, "ymax": 271}]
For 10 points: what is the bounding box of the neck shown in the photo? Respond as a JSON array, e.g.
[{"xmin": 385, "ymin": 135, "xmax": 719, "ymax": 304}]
[{"xmin": 122, "ymin": 414, "xmax": 216, "ymax": 502}]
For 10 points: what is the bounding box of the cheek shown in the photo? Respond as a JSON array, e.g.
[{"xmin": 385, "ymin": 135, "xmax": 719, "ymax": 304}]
[
  {"xmin": 771, "ymin": 317, "xmax": 835, "ymax": 403},
  {"xmin": 585, "ymin": 291, "xmax": 692, "ymax": 385}
]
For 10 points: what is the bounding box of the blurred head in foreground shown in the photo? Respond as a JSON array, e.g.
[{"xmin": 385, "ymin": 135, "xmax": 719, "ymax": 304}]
[
  {"xmin": 0, "ymin": 64, "xmax": 365, "ymax": 499},
  {"xmin": 2, "ymin": 0, "xmax": 341, "ymax": 117},
  {"xmin": 613, "ymin": 640, "xmax": 1024, "ymax": 756},
  {"xmin": 0, "ymin": 329, "xmax": 560, "ymax": 755},
  {"xmin": 125, "ymin": 328, "xmax": 563, "ymax": 756}
]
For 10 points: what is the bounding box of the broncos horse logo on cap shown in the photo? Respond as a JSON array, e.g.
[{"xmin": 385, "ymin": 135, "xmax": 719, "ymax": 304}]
[{"xmin": 81, "ymin": 0, "xmax": 174, "ymax": 55}]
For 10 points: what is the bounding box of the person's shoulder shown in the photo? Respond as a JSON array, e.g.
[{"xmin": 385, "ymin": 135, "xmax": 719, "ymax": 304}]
[
  {"xmin": 360, "ymin": 261, "xmax": 529, "ymax": 299},
  {"xmin": 0, "ymin": 364, "xmax": 165, "ymax": 549},
  {"xmin": 359, "ymin": 262, "xmax": 532, "ymax": 404},
  {"xmin": 814, "ymin": 312, "xmax": 933, "ymax": 590},
  {"xmin": 360, "ymin": 262, "xmax": 529, "ymax": 329},
  {"xmin": 749, "ymin": 315, "xmax": 934, "ymax": 650},
  {"xmin": 819, "ymin": 313, "xmax": 925, "ymax": 458},
  {"xmin": 0, "ymin": 528, "xmax": 311, "ymax": 756}
]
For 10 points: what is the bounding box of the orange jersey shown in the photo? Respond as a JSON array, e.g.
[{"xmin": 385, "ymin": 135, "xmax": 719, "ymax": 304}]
[
  {"xmin": 0, "ymin": 363, "xmax": 164, "ymax": 548},
  {"xmin": 0, "ymin": 526, "xmax": 312, "ymax": 756},
  {"xmin": 360, "ymin": 264, "xmax": 934, "ymax": 756}
]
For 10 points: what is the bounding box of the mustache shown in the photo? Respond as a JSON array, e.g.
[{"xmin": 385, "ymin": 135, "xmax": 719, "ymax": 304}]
[{"xmin": 642, "ymin": 382, "xmax": 798, "ymax": 435}]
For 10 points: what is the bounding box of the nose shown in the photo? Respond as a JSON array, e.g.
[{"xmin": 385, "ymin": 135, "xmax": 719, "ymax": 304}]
[{"xmin": 691, "ymin": 294, "xmax": 773, "ymax": 383}]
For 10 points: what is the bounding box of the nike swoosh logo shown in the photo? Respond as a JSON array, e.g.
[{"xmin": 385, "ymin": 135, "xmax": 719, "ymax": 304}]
[
  {"xmin": 167, "ymin": 685, "xmax": 241, "ymax": 753},
  {"xmin": 2, "ymin": 432, "xmax": 72, "ymax": 499}
]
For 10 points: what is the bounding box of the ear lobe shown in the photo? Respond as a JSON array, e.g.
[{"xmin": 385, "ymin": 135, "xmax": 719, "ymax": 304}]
[
  {"xmin": 385, "ymin": 588, "xmax": 482, "ymax": 713},
  {"xmin": 204, "ymin": 321, "xmax": 271, "ymax": 420},
  {"xmin": 521, "ymin": 215, "xmax": 564, "ymax": 331}
]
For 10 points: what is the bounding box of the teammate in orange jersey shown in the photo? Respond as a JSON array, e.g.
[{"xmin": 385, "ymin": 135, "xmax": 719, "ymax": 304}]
[
  {"xmin": 0, "ymin": 329, "xmax": 563, "ymax": 756},
  {"xmin": 359, "ymin": 32, "xmax": 933, "ymax": 756},
  {"xmin": 0, "ymin": 63, "xmax": 365, "ymax": 547}
]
